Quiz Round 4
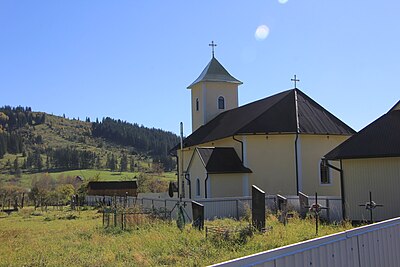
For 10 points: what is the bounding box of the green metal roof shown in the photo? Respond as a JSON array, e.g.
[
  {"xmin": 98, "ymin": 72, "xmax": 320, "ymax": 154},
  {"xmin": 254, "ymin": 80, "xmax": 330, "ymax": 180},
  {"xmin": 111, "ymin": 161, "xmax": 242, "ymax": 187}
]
[{"xmin": 187, "ymin": 57, "xmax": 242, "ymax": 89}]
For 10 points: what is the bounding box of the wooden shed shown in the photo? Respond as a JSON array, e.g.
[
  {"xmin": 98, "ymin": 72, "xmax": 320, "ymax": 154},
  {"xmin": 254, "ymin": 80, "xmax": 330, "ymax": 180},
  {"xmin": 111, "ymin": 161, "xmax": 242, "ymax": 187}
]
[{"xmin": 87, "ymin": 181, "xmax": 138, "ymax": 197}]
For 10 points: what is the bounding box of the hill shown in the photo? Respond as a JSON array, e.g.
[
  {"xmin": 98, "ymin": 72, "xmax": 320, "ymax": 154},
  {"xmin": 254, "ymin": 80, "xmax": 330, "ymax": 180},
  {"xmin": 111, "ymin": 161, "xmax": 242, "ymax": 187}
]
[{"xmin": 0, "ymin": 106, "xmax": 179, "ymax": 178}]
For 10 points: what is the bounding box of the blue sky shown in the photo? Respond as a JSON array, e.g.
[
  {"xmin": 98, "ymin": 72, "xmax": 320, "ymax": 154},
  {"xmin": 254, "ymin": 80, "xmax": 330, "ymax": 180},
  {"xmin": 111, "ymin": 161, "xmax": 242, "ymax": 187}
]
[{"xmin": 1, "ymin": 1, "xmax": 399, "ymax": 135}]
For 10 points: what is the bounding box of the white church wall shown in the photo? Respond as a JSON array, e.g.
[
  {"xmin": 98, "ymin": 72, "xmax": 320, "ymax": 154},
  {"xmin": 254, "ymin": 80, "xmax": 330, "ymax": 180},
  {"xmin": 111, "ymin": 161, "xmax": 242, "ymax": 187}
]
[
  {"xmin": 343, "ymin": 157, "xmax": 400, "ymax": 221},
  {"xmin": 300, "ymin": 134, "xmax": 348, "ymax": 196},
  {"xmin": 245, "ymin": 134, "xmax": 297, "ymax": 195},
  {"xmin": 209, "ymin": 173, "xmax": 243, "ymax": 198},
  {"xmin": 203, "ymin": 82, "xmax": 238, "ymax": 126}
]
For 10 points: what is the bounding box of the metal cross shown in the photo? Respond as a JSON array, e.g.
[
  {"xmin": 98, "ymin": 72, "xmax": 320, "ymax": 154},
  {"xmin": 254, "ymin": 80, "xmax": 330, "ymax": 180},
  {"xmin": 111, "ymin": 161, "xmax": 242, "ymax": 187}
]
[
  {"xmin": 359, "ymin": 191, "xmax": 383, "ymax": 224},
  {"xmin": 307, "ymin": 192, "xmax": 328, "ymax": 236},
  {"xmin": 209, "ymin": 41, "xmax": 217, "ymax": 57},
  {"xmin": 291, "ymin": 75, "xmax": 300, "ymax": 88}
]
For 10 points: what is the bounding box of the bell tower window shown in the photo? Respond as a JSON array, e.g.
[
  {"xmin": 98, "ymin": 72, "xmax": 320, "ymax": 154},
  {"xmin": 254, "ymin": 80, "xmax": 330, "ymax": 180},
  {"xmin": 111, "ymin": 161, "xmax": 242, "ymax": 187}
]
[
  {"xmin": 218, "ymin": 96, "xmax": 225, "ymax": 110},
  {"xmin": 196, "ymin": 98, "xmax": 199, "ymax": 111}
]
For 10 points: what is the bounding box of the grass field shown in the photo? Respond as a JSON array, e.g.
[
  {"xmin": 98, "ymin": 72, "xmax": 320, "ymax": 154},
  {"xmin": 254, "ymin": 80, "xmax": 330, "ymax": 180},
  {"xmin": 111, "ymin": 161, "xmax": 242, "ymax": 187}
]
[
  {"xmin": 0, "ymin": 208, "xmax": 353, "ymax": 266},
  {"xmin": 0, "ymin": 169, "xmax": 176, "ymax": 188}
]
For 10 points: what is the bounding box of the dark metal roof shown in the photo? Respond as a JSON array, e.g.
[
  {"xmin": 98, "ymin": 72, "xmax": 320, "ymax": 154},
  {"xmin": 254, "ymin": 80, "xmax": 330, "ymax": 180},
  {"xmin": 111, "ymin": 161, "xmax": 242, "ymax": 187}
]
[
  {"xmin": 179, "ymin": 89, "xmax": 355, "ymax": 149},
  {"xmin": 87, "ymin": 181, "xmax": 137, "ymax": 190},
  {"xmin": 325, "ymin": 109, "xmax": 400, "ymax": 160},
  {"xmin": 197, "ymin": 147, "xmax": 252, "ymax": 174},
  {"xmin": 389, "ymin": 100, "xmax": 400, "ymax": 112},
  {"xmin": 187, "ymin": 57, "xmax": 242, "ymax": 89}
]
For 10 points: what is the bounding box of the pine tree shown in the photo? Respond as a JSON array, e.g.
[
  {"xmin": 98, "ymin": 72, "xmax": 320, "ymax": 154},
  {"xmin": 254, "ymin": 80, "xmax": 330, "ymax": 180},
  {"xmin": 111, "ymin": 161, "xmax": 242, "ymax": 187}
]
[
  {"xmin": 120, "ymin": 154, "xmax": 128, "ymax": 172},
  {"xmin": 13, "ymin": 157, "xmax": 19, "ymax": 173},
  {"xmin": 129, "ymin": 157, "xmax": 135, "ymax": 172}
]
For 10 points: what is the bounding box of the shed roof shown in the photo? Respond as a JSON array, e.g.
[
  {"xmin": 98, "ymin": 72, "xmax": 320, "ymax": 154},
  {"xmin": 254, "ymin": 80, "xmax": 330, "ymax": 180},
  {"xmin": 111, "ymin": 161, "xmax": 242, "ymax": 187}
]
[
  {"xmin": 177, "ymin": 89, "xmax": 355, "ymax": 149},
  {"xmin": 187, "ymin": 57, "xmax": 242, "ymax": 89},
  {"xmin": 325, "ymin": 109, "xmax": 400, "ymax": 160},
  {"xmin": 87, "ymin": 181, "xmax": 137, "ymax": 190},
  {"xmin": 196, "ymin": 147, "xmax": 252, "ymax": 174}
]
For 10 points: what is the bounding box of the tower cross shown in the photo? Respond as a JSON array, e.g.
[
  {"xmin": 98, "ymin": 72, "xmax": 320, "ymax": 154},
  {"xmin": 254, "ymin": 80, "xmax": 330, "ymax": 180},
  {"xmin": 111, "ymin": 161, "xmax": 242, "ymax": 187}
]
[
  {"xmin": 209, "ymin": 41, "xmax": 217, "ymax": 57},
  {"xmin": 291, "ymin": 75, "xmax": 300, "ymax": 88}
]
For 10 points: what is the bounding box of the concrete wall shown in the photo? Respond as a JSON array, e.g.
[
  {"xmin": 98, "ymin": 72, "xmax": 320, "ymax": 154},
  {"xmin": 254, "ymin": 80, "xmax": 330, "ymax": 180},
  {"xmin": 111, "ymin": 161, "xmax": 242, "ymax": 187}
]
[{"xmin": 342, "ymin": 157, "xmax": 400, "ymax": 221}]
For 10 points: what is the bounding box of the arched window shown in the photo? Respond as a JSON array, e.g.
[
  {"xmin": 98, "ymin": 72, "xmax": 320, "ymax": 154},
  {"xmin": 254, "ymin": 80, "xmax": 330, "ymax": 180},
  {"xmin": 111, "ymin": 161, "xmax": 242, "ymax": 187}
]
[
  {"xmin": 218, "ymin": 96, "xmax": 225, "ymax": 110},
  {"xmin": 320, "ymin": 160, "xmax": 331, "ymax": 184},
  {"xmin": 196, "ymin": 98, "xmax": 199, "ymax": 111},
  {"xmin": 196, "ymin": 178, "xmax": 201, "ymax": 196}
]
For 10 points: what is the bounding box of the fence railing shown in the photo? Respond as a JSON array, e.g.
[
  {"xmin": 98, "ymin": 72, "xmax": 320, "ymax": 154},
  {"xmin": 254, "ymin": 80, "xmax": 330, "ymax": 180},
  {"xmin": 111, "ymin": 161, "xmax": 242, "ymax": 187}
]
[
  {"xmin": 86, "ymin": 194, "xmax": 343, "ymax": 222},
  {"xmin": 210, "ymin": 216, "xmax": 400, "ymax": 267}
]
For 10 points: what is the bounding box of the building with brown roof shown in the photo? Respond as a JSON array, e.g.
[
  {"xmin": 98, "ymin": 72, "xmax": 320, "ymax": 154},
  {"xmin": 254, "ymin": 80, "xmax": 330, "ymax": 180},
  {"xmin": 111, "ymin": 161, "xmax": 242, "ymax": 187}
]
[
  {"xmin": 175, "ymin": 54, "xmax": 355, "ymax": 199},
  {"xmin": 87, "ymin": 181, "xmax": 138, "ymax": 197}
]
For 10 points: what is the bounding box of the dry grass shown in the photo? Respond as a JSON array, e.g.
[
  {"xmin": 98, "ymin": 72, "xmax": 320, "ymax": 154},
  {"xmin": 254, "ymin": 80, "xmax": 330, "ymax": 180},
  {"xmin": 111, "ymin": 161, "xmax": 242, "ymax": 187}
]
[{"xmin": 0, "ymin": 208, "xmax": 353, "ymax": 266}]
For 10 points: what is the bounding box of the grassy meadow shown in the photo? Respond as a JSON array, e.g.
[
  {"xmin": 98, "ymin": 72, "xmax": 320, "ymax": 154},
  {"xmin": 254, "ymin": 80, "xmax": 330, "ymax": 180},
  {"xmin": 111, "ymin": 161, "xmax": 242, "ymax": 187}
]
[
  {"xmin": 0, "ymin": 207, "xmax": 353, "ymax": 266},
  {"xmin": 0, "ymin": 168, "xmax": 176, "ymax": 188}
]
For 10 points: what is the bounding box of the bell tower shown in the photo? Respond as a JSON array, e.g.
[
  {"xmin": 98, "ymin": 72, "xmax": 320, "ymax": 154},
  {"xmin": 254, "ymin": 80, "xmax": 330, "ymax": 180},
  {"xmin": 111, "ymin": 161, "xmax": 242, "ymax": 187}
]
[{"xmin": 187, "ymin": 43, "xmax": 242, "ymax": 132}]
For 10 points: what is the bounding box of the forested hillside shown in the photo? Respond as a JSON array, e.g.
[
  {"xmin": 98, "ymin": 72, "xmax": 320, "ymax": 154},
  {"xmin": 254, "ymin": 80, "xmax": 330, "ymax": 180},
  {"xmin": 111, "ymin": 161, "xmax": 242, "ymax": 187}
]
[
  {"xmin": 92, "ymin": 117, "xmax": 178, "ymax": 160},
  {"xmin": 0, "ymin": 106, "xmax": 179, "ymax": 175}
]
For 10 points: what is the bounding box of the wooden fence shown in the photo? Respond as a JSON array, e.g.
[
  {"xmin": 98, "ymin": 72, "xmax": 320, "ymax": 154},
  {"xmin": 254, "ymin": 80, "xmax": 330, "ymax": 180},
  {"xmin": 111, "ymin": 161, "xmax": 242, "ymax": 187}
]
[{"xmin": 211, "ymin": 216, "xmax": 400, "ymax": 267}]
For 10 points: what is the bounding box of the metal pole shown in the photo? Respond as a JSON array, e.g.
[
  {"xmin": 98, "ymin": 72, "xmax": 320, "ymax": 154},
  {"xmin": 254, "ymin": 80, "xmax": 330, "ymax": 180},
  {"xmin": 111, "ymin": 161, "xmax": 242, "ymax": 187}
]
[
  {"xmin": 236, "ymin": 199, "xmax": 239, "ymax": 220},
  {"xmin": 315, "ymin": 192, "xmax": 319, "ymax": 236},
  {"xmin": 180, "ymin": 122, "xmax": 184, "ymax": 198},
  {"xmin": 369, "ymin": 191, "xmax": 373, "ymax": 223}
]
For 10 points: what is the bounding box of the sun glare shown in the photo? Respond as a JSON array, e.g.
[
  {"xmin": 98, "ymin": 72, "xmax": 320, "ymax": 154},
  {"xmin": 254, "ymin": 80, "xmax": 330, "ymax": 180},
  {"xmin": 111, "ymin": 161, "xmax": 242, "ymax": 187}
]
[
  {"xmin": 255, "ymin": 25, "xmax": 270, "ymax": 40},
  {"xmin": 278, "ymin": 0, "xmax": 289, "ymax": 4}
]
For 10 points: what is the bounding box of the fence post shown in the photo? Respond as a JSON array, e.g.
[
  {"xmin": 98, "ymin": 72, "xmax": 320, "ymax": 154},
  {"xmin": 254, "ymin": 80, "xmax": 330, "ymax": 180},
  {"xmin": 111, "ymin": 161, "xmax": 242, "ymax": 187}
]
[
  {"xmin": 236, "ymin": 199, "xmax": 239, "ymax": 220},
  {"xmin": 165, "ymin": 200, "xmax": 167, "ymax": 220},
  {"xmin": 326, "ymin": 199, "xmax": 330, "ymax": 222}
]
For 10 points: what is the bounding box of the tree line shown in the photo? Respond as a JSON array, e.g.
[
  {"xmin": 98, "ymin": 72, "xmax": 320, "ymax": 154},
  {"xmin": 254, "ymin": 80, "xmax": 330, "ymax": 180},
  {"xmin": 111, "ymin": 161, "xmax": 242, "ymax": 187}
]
[
  {"xmin": 0, "ymin": 106, "xmax": 45, "ymax": 130},
  {"xmin": 92, "ymin": 117, "xmax": 178, "ymax": 170}
]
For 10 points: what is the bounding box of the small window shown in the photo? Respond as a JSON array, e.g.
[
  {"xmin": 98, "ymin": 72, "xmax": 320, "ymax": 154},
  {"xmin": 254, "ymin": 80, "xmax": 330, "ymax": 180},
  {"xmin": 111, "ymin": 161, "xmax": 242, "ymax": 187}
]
[
  {"xmin": 320, "ymin": 160, "xmax": 331, "ymax": 184},
  {"xmin": 196, "ymin": 98, "xmax": 199, "ymax": 111},
  {"xmin": 196, "ymin": 178, "xmax": 201, "ymax": 196},
  {"xmin": 218, "ymin": 96, "xmax": 225, "ymax": 110}
]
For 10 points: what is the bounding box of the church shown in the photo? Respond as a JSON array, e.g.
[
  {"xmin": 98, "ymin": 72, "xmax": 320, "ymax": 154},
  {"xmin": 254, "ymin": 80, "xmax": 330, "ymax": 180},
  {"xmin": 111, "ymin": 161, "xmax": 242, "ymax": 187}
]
[{"xmin": 175, "ymin": 51, "xmax": 355, "ymax": 199}]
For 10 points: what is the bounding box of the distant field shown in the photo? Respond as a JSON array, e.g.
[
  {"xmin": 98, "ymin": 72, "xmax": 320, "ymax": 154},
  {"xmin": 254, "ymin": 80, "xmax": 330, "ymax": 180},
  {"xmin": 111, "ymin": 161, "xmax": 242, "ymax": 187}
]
[
  {"xmin": 0, "ymin": 169, "xmax": 176, "ymax": 188},
  {"xmin": 0, "ymin": 208, "xmax": 353, "ymax": 266}
]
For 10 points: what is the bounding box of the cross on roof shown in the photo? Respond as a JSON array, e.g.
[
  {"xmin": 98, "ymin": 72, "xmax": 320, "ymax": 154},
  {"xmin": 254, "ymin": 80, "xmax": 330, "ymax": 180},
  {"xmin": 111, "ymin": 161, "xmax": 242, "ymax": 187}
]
[
  {"xmin": 209, "ymin": 41, "xmax": 217, "ymax": 57},
  {"xmin": 291, "ymin": 75, "xmax": 300, "ymax": 88}
]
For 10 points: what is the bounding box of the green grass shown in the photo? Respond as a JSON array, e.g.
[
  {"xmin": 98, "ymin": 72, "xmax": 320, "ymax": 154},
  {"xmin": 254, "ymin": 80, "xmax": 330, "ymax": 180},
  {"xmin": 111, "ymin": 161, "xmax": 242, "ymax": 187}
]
[
  {"xmin": 0, "ymin": 169, "xmax": 176, "ymax": 189},
  {"xmin": 0, "ymin": 208, "xmax": 353, "ymax": 266}
]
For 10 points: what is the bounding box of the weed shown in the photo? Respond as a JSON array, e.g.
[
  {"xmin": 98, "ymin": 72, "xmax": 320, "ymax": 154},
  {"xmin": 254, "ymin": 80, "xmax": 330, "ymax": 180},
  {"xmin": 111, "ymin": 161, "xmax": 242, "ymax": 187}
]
[{"xmin": 0, "ymin": 208, "xmax": 353, "ymax": 266}]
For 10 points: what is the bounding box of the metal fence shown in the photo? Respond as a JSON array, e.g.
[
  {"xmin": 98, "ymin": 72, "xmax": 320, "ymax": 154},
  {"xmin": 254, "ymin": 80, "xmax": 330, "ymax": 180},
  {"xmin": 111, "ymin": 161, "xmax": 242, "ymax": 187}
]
[
  {"xmin": 86, "ymin": 194, "xmax": 343, "ymax": 222},
  {"xmin": 211, "ymin": 216, "xmax": 400, "ymax": 267}
]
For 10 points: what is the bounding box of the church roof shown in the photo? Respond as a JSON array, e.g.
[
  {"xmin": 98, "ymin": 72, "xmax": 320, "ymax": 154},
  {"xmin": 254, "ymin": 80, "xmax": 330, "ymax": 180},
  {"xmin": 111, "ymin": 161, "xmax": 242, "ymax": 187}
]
[
  {"xmin": 181, "ymin": 89, "xmax": 355, "ymax": 148},
  {"xmin": 325, "ymin": 109, "xmax": 400, "ymax": 160},
  {"xmin": 187, "ymin": 57, "xmax": 242, "ymax": 89},
  {"xmin": 196, "ymin": 147, "xmax": 252, "ymax": 174}
]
